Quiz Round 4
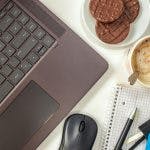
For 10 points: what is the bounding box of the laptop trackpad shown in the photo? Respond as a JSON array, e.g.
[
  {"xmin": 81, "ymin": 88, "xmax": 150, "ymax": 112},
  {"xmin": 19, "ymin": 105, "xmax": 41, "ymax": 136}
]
[{"xmin": 0, "ymin": 81, "xmax": 59, "ymax": 150}]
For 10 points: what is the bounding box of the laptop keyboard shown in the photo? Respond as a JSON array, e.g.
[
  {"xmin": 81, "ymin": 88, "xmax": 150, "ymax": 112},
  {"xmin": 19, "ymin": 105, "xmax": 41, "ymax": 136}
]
[{"xmin": 0, "ymin": 1, "xmax": 56, "ymax": 102}]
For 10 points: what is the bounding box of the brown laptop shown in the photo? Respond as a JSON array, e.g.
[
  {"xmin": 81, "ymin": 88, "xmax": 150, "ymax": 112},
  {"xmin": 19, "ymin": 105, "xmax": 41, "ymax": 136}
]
[{"xmin": 0, "ymin": 0, "xmax": 108, "ymax": 149}]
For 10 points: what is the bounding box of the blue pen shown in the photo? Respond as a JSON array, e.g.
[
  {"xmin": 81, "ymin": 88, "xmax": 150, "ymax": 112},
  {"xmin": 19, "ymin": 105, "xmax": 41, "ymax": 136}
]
[{"xmin": 146, "ymin": 134, "xmax": 150, "ymax": 150}]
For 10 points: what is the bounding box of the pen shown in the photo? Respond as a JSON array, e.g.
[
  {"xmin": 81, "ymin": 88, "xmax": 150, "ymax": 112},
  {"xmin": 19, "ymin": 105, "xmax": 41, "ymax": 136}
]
[
  {"xmin": 128, "ymin": 136, "xmax": 145, "ymax": 150},
  {"xmin": 127, "ymin": 118, "xmax": 150, "ymax": 149},
  {"xmin": 114, "ymin": 108, "xmax": 137, "ymax": 150}
]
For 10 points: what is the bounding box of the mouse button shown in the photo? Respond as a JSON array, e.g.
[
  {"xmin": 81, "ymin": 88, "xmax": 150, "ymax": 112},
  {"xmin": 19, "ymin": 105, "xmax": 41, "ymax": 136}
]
[
  {"xmin": 69, "ymin": 114, "xmax": 84, "ymax": 124},
  {"xmin": 84, "ymin": 117, "xmax": 98, "ymax": 132},
  {"xmin": 85, "ymin": 116, "xmax": 97, "ymax": 126},
  {"xmin": 79, "ymin": 121, "xmax": 85, "ymax": 132},
  {"xmin": 66, "ymin": 120, "xmax": 80, "ymax": 138}
]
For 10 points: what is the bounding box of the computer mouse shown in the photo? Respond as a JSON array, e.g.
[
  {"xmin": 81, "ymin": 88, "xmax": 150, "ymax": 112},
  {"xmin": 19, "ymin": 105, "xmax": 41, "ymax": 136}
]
[{"xmin": 59, "ymin": 114, "xmax": 98, "ymax": 150}]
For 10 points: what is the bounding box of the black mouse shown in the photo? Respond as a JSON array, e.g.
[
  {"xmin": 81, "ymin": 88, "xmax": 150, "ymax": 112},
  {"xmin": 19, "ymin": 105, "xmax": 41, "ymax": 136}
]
[{"xmin": 59, "ymin": 114, "xmax": 98, "ymax": 150}]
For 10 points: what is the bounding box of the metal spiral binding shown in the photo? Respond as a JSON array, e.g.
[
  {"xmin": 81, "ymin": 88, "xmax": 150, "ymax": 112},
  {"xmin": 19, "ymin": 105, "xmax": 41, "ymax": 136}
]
[{"xmin": 102, "ymin": 85, "xmax": 121, "ymax": 150}]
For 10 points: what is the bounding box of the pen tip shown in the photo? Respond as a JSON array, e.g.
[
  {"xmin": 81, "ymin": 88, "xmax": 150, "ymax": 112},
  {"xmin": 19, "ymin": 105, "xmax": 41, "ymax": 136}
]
[{"xmin": 130, "ymin": 108, "xmax": 137, "ymax": 119}]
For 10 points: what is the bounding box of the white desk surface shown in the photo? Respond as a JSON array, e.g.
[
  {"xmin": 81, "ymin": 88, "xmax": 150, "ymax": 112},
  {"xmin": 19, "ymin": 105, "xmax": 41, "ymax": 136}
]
[{"xmin": 37, "ymin": 0, "xmax": 150, "ymax": 150}]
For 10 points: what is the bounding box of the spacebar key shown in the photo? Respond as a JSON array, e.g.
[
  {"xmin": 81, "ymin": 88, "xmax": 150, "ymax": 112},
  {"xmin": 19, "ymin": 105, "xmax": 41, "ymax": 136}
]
[
  {"xmin": 0, "ymin": 81, "xmax": 13, "ymax": 102},
  {"xmin": 16, "ymin": 37, "xmax": 38, "ymax": 59}
]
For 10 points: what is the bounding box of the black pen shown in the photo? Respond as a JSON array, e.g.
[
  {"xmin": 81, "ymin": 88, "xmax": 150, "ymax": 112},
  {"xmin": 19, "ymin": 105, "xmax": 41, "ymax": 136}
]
[{"xmin": 114, "ymin": 108, "xmax": 137, "ymax": 150}]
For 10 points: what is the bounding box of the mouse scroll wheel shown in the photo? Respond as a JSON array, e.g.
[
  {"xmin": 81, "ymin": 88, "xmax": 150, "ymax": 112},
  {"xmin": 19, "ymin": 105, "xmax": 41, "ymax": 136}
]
[{"xmin": 79, "ymin": 121, "xmax": 85, "ymax": 132}]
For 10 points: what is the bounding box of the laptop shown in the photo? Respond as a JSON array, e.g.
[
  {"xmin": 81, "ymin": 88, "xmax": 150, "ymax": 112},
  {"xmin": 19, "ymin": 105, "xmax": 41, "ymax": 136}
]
[{"xmin": 0, "ymin": 0, "xmax": 108, "ymax": 149}]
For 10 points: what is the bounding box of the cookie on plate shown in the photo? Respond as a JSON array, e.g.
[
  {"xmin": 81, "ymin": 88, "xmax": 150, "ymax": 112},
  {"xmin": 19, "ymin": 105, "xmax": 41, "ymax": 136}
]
[
  {"xmin": 95, "ymin": 14, "xmax": 130, "ymax": 44},
  {"xmin": 89, "ymin": 0, "xmax": 124, "ymax": 23},
  {"xmin": 123, "ymin": 0, "xmax": 140, "ymax": 23}
]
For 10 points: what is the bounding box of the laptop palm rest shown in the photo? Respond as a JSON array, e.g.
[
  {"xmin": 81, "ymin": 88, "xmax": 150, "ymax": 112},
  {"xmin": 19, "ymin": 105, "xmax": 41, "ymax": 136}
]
[{"xmin": 0, "ymin": 81, "xmax": 59, "ymax": 150}]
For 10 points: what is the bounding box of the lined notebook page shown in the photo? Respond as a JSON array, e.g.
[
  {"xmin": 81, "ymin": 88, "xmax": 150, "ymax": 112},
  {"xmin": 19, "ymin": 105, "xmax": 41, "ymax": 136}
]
[{"xmin": 102, "ymin": 85, "xmax": 150, "ymax": 150}]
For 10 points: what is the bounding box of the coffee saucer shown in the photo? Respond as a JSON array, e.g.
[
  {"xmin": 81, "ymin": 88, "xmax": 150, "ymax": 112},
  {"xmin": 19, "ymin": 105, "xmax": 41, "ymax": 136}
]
[{"xmin": 81, "ymin": 0, "xmax": 150, "ymax": 48}]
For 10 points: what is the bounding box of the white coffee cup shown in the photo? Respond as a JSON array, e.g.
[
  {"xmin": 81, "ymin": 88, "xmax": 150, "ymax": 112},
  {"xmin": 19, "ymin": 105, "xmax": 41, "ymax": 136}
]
[{"xmin": 128, "ymin": 35, "xmax": 150, "ymax": 87}]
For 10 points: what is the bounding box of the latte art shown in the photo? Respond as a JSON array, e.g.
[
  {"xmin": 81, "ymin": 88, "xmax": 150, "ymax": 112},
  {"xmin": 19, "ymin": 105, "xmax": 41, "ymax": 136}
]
[{"xmin": 133, "ymin": 38, "xmax": 150, "ymax": 83}]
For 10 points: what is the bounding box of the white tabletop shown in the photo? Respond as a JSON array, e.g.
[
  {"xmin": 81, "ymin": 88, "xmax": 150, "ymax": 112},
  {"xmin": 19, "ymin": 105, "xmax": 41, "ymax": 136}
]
[{"xmin": 37, "ymin": 0, "xmax": 150, "ymax": 150}]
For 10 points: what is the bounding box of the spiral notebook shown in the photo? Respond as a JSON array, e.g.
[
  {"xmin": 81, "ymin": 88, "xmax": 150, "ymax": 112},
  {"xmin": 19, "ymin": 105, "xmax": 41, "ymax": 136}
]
[{"xmin": 101, "ymin": 84, "xmax": 150, "ymax": 150}]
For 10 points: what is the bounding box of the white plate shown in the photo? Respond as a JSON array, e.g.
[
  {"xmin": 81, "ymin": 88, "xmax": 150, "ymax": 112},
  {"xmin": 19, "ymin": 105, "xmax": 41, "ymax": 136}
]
[{"xmin": 81, "ymin": 0, "xmax": 150, "ymax": 48}]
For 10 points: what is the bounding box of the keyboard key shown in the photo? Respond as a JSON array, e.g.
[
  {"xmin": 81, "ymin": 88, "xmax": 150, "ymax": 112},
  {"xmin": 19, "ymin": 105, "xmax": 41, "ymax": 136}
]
[
  {"xmin": 26, "ymin": 20, "xmax": 37, "ymax": 32},
  {"xmin": 2, "ymin": 32, "xmax": 13, "ymax": 43},
  {"xmin": 19, "ymin": 61, "xmax": 32, "ymax": 73},
  {"xmin": 12, "ymin": 29, "xmax": 30, "ymax": 48},
  {"xmin": 5, "ymin": 2, "xmax": 14, "ymax": 10},
  {"xmin": 27, "ymin": 52, "xmax": 39, "ymax": 64},
  {"xmin": 9, "ymin": 22, "xmax": 22, "ymax": 34},
  {"xmin": 34, "ymin": 28, "xmax": 45, "ymax": 39},
  {"xmin": 0, "ymin": 81, "xmax": 13, "ymax": 102},
  {"xmin": 0, "ymin": 53, "xmax": 8, "ymax": 65},
  {"xmin": 3, "ymin": 45, "xmax": 16, "ymax": 57},
  {"xmin": 9, "ymin": 69, "xmax": 24, "ymax": 85},
  {"xmin": 0, "ymin": 74, "xmax": 5, "ymax": 84},
  {"xmin": 0, "ymin": 15, "xmax": 14, "ymax": 32},
  {"xmin": 10, "ymin": 6, "xmax": 21, "ymax": 18},
  {"xmin": 8, "ymin": 57, "xmax": 20, "ymax": 68},
  {"xmin": 43, "ymin": 35, "xmax": 55, "ymax": 47},
  {"xmin": 39, "ymin": 47, "xmax": 47, "ymax": 56},
  {"xmin": 34, "ymin": 44, "xmax": 43, "ymax": 52},
  {"xmin": 16, "ymin": 37, "xmax": 38, "ymax": 59},
  {"xmin": 0, "ymin": 31, "xmax": 2, "ymax": 37},
  {"xmin": 18, "ymin": 13, "xmax": 29, "ymax": 25},
  {"xmin": 0, "ymin": 10, "xmax": 7, "ymax": 19},
  {"xmin": 0, "ymin": 40, "xmax": 5, "ymax": 51},
  {"xmin": 1, "ymin": 65, "xmax": 12, "ymax": 76}
]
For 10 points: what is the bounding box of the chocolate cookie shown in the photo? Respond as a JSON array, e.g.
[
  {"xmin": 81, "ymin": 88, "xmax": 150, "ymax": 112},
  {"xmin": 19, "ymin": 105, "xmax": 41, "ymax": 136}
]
[
  {"xmin": 95, "ymin": 15, "xmax": 130, "ymax": 44},
  {"xmin": 89, "ymin": 0, "xmax": 124, "ymax": 23},
  {"xmin": 123, "ymin": 0, "xmax": 140, "ymax": 23}
]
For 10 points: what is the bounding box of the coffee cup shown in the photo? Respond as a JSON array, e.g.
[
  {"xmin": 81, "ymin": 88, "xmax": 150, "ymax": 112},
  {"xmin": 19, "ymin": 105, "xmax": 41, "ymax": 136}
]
[{"xmin": 128, "ymin": 36, "xmax": 150, "ymax": 87}]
